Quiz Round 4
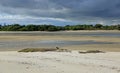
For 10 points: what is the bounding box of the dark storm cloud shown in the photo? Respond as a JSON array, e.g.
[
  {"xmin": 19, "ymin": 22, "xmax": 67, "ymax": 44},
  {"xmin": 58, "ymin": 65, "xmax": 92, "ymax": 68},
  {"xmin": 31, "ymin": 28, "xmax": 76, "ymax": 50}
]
[{"xmin": 0, "ymin": 0, "xmax": 120, "ymax": 20}]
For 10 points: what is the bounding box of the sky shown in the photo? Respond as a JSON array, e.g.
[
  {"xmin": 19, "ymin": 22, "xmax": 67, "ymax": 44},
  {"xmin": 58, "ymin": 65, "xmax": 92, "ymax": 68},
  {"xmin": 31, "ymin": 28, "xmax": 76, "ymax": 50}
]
[{"xmin": 0, "ymin": 0, "xmax": 120, "ymax": 25}]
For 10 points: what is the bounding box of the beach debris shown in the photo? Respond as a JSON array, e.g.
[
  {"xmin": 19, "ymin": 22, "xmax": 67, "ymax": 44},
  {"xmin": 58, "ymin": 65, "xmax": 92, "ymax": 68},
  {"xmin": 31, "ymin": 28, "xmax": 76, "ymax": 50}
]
[
  {"xmin": 18, "ymin": 47, "xmax": 71, "ymax": 52},
  {"xmin": 79, "ymin": 50, "xmax": 105, "ymax": 54}
]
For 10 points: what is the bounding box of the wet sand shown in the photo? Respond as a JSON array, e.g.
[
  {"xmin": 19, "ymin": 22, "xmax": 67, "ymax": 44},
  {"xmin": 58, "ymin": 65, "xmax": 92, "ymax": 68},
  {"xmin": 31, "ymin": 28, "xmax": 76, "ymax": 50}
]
[{"xmin": 0, "ymin": 31, "xmax": 120, "ymax": 51}]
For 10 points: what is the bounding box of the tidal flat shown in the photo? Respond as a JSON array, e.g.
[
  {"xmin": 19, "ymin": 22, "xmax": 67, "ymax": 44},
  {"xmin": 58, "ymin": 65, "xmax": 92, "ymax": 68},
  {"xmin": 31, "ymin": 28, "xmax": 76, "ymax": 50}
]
[
  {"xmin": 0, "ymin": 31, "xmax": 120, "ymax": 51},
  {"xmin": 0, "ymin": 31, "xmax": 120, "ymax": 73}
]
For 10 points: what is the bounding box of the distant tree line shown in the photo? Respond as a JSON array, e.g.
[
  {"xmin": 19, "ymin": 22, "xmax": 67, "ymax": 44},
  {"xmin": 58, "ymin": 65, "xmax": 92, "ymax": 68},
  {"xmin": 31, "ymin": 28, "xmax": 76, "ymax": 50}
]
[{"xmin": 0, "ymin": 24, "xmax": 120, "ymax": 31}]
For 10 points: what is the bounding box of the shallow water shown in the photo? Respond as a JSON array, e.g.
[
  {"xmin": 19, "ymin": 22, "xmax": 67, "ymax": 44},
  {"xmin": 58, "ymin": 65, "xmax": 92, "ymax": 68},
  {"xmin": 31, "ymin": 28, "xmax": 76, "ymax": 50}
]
[
  {"xmin": 0, "ymin": 40, "xmax": 118, "ymax": 50},
  {"xmin": 0, "ymin": 31, "xmax": 120, "ymax": 37}
]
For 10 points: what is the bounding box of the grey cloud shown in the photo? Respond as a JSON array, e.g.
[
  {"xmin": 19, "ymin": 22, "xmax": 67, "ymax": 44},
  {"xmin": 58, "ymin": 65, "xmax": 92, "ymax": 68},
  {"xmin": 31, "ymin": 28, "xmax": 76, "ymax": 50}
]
[{"xmin": 0, "ymin": 0, "xmax": 120, "ymax": 21}]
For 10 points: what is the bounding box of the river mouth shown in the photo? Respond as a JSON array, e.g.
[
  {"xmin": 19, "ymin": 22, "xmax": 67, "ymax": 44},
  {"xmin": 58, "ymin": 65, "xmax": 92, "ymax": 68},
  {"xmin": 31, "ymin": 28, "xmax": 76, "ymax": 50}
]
[{"xmin": 0, "ymin": 40, "xmax": 117, "ymax": 50}]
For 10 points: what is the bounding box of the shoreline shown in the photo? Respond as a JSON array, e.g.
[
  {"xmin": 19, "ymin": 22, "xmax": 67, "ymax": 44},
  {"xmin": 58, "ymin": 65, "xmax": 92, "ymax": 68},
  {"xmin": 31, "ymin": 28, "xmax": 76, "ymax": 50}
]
[{"xmin": 0, "ymin": 30, "xmax": 119, "ymax": 33}]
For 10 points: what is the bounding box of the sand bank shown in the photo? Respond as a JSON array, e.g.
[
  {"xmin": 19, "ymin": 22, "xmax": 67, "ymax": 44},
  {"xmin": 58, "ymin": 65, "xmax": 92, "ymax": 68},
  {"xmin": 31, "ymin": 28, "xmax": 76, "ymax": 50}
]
[{"xmin": 0, "ymin": 35, "xmax": 120, "ymax": 42}]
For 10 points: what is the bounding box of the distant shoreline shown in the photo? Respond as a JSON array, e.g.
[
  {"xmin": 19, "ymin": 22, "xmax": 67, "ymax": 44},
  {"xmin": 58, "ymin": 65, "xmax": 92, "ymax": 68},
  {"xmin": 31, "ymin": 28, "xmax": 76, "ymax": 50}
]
[
  {"xmin": 63, "ymin": 30, "xmax": 120, "ymax": 32},
  {"xmin": 0, "ymin": 30, "xmax": 119, "ymax": 33},
  {"xmin": 0, "ymin": 24, "xmax": 120, "ymax": 31}
]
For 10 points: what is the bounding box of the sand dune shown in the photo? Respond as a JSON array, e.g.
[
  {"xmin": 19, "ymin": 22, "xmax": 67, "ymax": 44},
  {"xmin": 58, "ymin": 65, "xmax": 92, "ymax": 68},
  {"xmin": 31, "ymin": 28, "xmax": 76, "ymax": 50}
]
[{"xmin": 0, "ymin": 51, "xmax": 120, "ymax": 73}]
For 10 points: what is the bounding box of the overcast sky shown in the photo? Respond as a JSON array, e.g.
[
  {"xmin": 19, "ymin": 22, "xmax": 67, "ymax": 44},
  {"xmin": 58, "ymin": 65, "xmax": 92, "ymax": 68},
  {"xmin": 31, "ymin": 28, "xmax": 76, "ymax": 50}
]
[{"xmin": 0, "ymin": 0, "xmax": 120, "ymax": 25}]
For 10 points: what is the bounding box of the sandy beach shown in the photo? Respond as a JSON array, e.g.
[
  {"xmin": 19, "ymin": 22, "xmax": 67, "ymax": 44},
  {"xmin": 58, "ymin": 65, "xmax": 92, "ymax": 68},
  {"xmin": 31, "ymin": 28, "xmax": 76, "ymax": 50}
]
[
  {"xmin": 0, "ymin": 31, "xmax": 120, "ymax": 73},
  {"xmin": 0, "ymin": 0, "xmax": 120, "ymax": 72},
  {"xmin": 0, "ymin": 51, "xmax": 120, "ymax": 73}
]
